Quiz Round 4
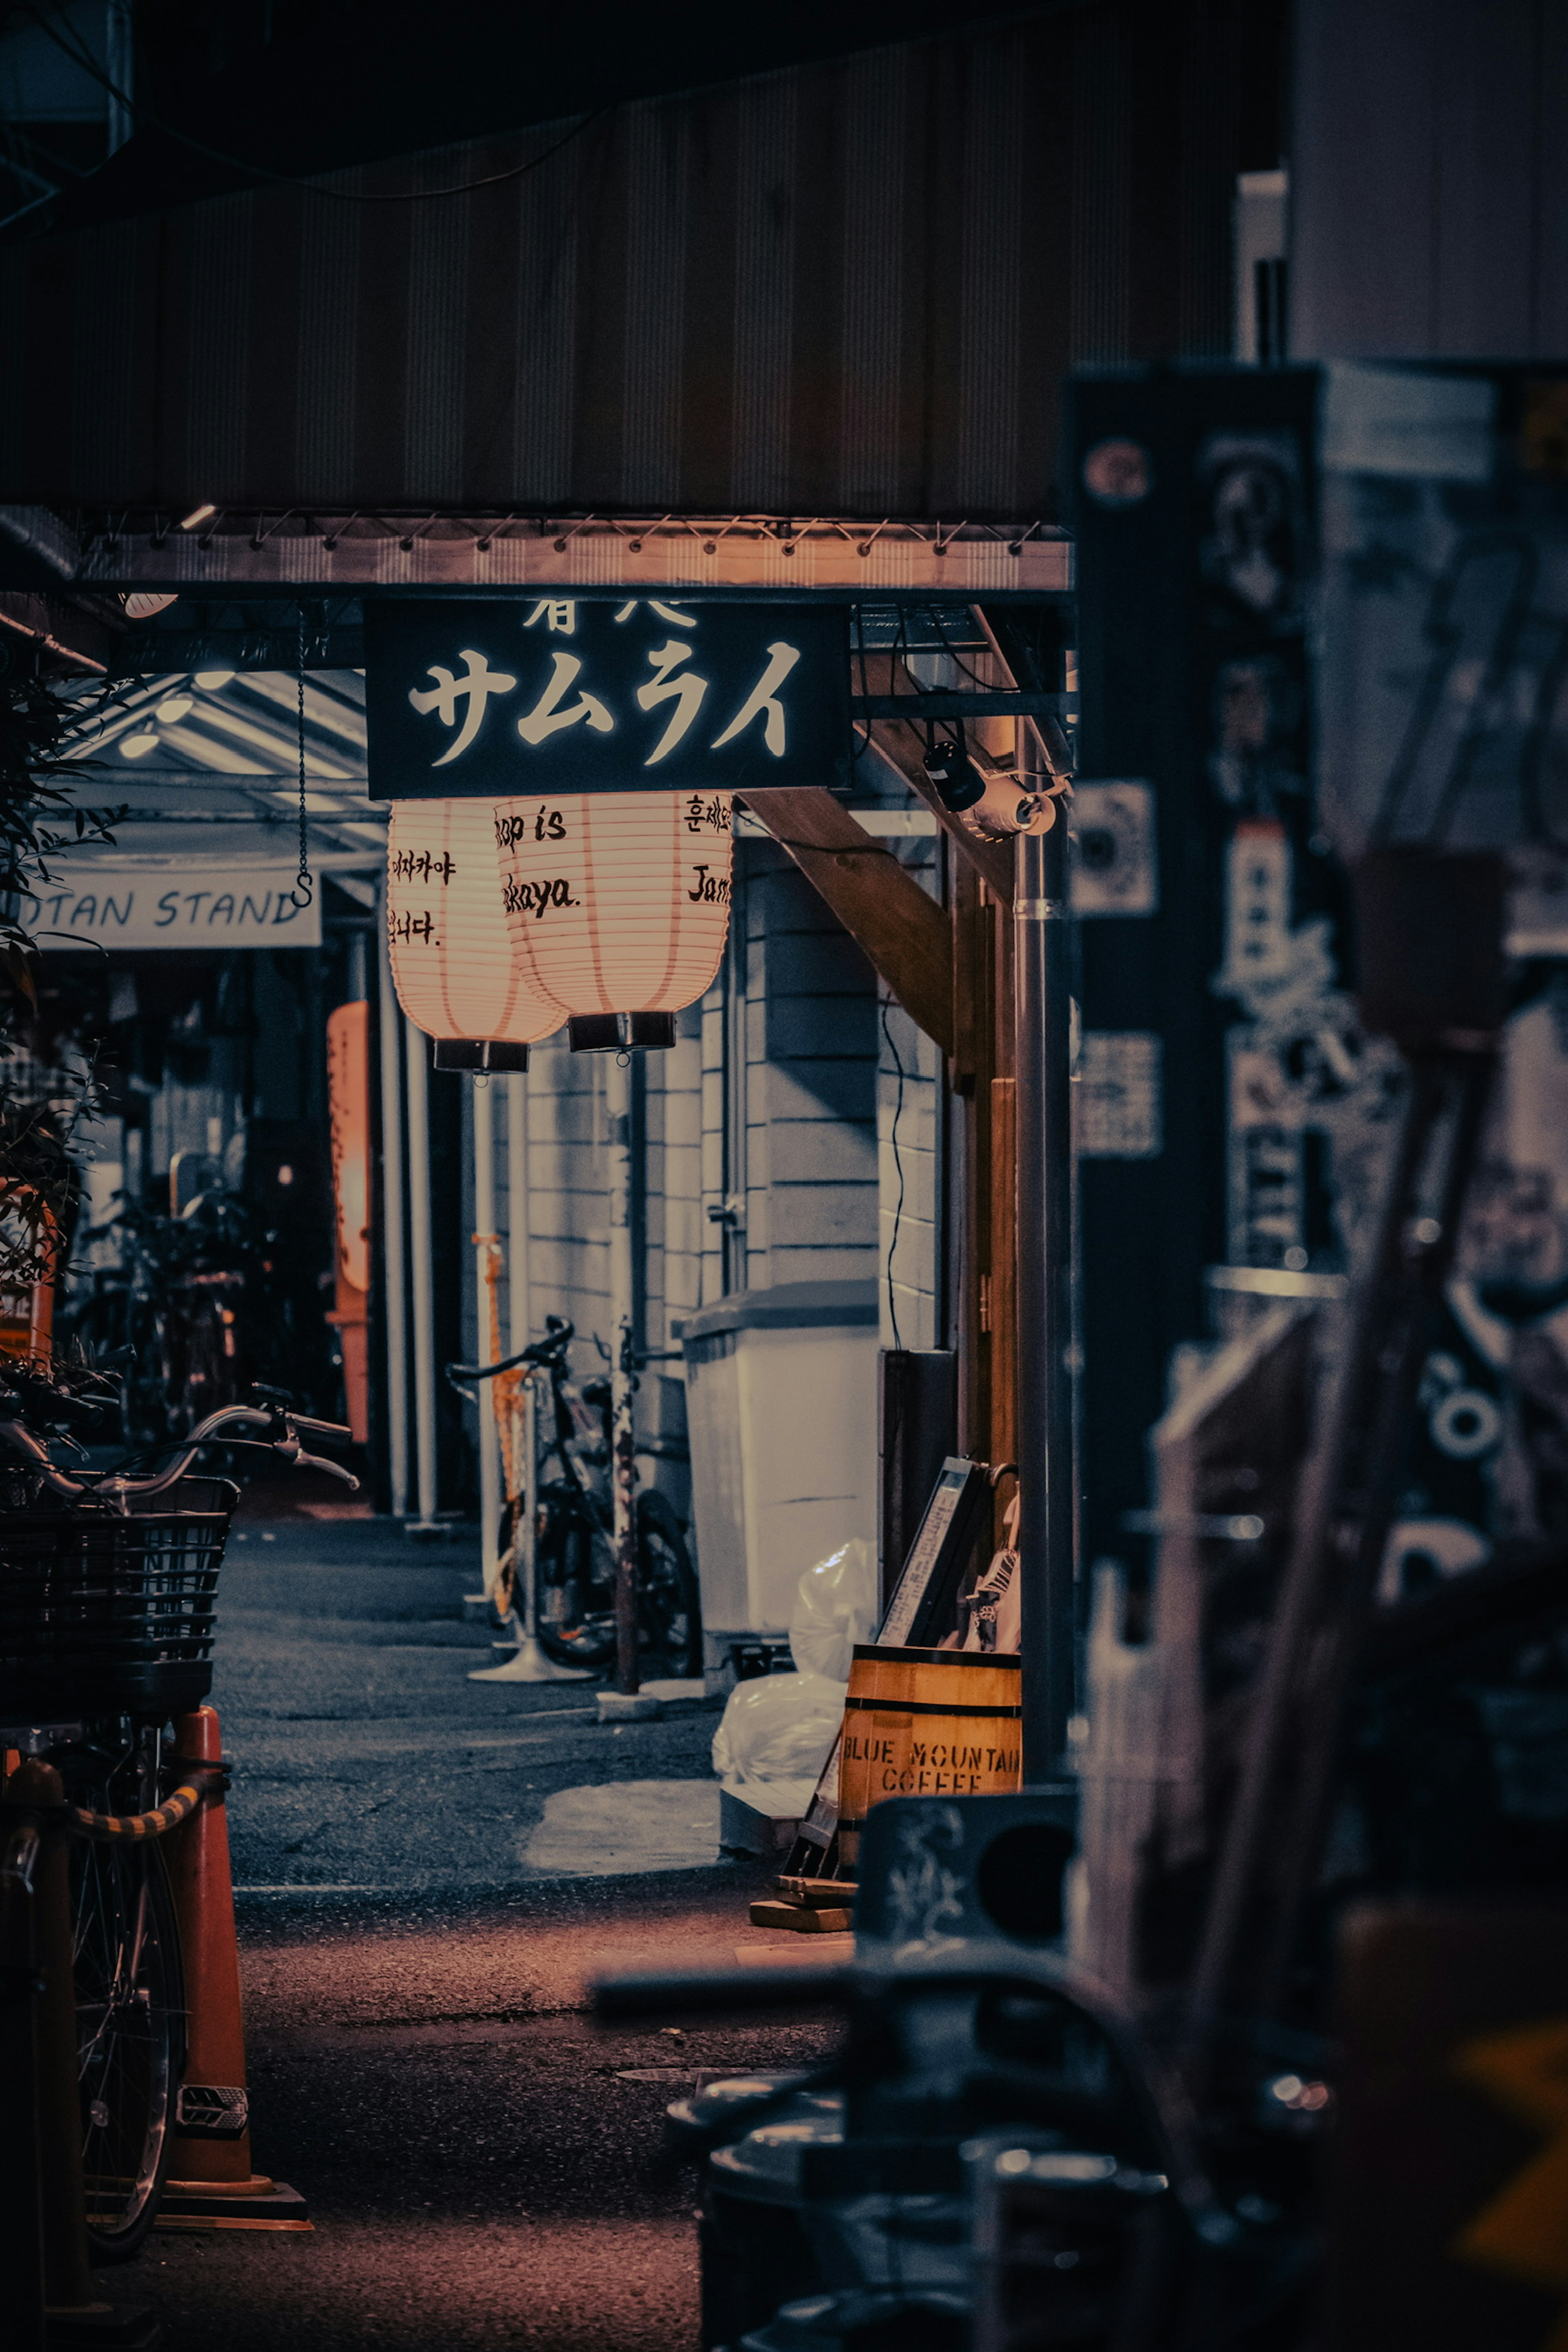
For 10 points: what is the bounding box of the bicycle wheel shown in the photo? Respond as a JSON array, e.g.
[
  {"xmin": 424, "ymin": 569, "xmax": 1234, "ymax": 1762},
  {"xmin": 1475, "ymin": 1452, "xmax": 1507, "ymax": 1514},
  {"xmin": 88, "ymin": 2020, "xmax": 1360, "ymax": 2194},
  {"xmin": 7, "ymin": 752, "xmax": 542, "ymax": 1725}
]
[
  {"xmin": 534, "ymin": 1486, "xmax": 618, "ymax": 1670},
  {"xmin": 637, "ymin": 1491, "xmax": 703, "ymax": 1677},
  {"xmin": 72, "ymin": 1837, "xmax": 185, "ymax": 2261}
]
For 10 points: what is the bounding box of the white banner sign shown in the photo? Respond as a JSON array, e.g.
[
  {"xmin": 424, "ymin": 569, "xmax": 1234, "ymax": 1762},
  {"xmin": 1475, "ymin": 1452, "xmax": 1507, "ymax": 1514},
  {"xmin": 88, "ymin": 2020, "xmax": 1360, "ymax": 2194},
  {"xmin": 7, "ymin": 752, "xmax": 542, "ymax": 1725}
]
[{"xmin": 22, "ymin": 864, "xmax": 323, "ymax": 951}]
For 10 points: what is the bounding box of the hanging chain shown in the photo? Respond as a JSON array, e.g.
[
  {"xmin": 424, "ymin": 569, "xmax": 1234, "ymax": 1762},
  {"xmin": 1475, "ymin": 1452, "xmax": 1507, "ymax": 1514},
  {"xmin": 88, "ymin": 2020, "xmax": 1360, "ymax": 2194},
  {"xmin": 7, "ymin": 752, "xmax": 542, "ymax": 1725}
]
[{"xmin": 292, "ymin": 610, "xmax": 315, "ymax": 910}]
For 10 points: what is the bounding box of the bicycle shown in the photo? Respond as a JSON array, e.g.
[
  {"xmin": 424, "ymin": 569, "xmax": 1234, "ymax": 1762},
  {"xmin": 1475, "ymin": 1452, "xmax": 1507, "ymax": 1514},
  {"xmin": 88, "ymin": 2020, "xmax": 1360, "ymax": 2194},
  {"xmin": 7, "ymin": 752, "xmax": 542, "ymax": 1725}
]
[
  {"xmin": 448, "ymin": 1314, "xmax": 702, "ymax": 1679},
  {"xmin": 0, "ymin": 1388, "xmax": 356, "ymax": 2259},
  {"xmin": 60, "ymin": 1185, "xmax": 339, "ymax": 1450}
]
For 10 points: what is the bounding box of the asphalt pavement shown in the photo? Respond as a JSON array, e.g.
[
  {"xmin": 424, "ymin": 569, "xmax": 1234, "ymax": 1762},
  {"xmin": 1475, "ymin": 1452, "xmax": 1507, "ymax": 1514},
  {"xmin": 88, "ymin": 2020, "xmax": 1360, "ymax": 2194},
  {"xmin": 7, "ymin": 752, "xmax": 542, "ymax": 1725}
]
[
  {"xmin": 98, "ymin": 1514, "xmax": 838, "ymax": 2352},
  {"xmin": 210, "ymin": 1517, "xmax": 727, "ymax": 1890}
]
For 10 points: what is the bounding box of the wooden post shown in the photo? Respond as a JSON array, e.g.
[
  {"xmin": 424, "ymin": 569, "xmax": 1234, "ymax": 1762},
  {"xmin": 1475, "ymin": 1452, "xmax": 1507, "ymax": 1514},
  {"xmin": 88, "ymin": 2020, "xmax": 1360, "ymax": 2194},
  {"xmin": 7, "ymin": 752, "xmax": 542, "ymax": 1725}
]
[
  {"xmin": 989, "ymin": 1073, "xmax": 1018, "ymax": 1474},
  {"xmin": 1014, "ymin": 818, "xmax": 1076, "ymax": 1782}
]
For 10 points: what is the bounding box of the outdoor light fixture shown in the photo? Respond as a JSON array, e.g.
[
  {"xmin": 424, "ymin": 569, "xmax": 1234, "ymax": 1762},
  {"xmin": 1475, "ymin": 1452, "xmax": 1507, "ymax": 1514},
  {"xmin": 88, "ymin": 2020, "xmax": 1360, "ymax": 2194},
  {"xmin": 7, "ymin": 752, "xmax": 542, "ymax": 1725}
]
[
  {"xmin": 180, "ymin": 504, "xmax": 218, "ymax": 532},
  {"xmin": 194, "ymin": 669, "xmax": 236, "ymax": 690},
  {"xmin": 925, "ymin": 724, "xmax": 1061, "ymax": 842},
  {"xmin": 157, "ymin": 695, "xmax": 195, "ymax": 723},
  {"xmin": 119, "ymin": 731, "xmax": 158, "ymax": 758},
  {"xmin": 385, "ymin": 799, "xmax": 563, "ymax": 1073},
  {"xmin": 924, "ymin": 731, "xmax": 985, "ymax": 813},
  {"xmin": 491, "ymin": 789, "xmax": 733, "ymax": 1054}
]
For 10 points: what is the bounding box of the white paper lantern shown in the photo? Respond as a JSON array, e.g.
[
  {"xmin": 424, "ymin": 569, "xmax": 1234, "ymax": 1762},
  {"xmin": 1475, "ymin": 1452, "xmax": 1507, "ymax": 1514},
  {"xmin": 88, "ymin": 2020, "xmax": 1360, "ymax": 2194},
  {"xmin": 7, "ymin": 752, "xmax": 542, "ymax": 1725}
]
[
  {"xmin": 386, "ymin": 800, "xmax": 564, "ymax": 1070},
  {"xmin": 492, "ymin": 789, "xmax": 733, "ymax": 1024}
]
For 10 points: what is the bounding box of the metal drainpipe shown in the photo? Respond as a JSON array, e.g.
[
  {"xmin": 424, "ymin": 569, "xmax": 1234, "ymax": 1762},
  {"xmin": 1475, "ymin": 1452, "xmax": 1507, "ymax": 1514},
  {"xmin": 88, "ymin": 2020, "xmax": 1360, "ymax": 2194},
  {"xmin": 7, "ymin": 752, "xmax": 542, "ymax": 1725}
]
[
  {"xmin": 375, "ymin": 894, "xmax": 409, "ymax": 1518},
  {"xmin": 1014, "ymin": 811, "xmax": 1077, "ymax": 1782},
  {"xmin": 404, "ymin": 1015, "xmax": 439, "ymax": 1530},
  {"xmin": 606, "ymin": 1052, "xmax": 639, "ymax": 1693},
  {"xmin": 472, "ymin": 1077, "xmax": 501, "ymax": 1596}
]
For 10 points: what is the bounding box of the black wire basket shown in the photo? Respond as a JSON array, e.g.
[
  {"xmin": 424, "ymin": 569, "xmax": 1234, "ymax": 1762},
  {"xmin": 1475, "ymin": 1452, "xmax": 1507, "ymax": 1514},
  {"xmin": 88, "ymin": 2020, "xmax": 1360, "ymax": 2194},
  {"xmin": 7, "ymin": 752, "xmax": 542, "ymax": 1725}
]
[{"xmin": 0, "ymin": 1478, "xmax": 238, "ymax": 1726}]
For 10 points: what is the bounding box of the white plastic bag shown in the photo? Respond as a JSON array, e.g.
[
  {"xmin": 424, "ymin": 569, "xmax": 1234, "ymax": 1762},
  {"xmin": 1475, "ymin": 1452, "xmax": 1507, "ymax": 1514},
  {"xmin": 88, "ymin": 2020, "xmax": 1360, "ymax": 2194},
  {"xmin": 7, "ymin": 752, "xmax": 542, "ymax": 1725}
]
[
  {"xmin": 709, "ymin": 1539, "xmax": 875, "ymax": 1818},
  {"xmin": 711, "ymin": 1670, "xmax": 844, "ymax": 1798},
  {"xmin": 788, "ymin": 1536, "xmax": 878, "ymax": 1682}
]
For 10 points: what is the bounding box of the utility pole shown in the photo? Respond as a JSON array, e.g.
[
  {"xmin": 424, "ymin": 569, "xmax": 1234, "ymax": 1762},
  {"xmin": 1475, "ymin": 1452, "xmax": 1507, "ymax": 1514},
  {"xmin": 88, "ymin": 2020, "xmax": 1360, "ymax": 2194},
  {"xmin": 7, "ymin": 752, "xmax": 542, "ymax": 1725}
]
[
  {"xmin": 605, "ymin": 1053, "xmax": 639, "ymax": 1693},
  {"xmin": 376, "ymin": 892, "xmax": 409, "ymax": 1518},
  {"xmin": 471, "ymin": 1077, "xmax": 501, "ymax": 1597},
  {"xmin": 404, "ymin": 1016, "xmax": 439, "ymax": 1532}
]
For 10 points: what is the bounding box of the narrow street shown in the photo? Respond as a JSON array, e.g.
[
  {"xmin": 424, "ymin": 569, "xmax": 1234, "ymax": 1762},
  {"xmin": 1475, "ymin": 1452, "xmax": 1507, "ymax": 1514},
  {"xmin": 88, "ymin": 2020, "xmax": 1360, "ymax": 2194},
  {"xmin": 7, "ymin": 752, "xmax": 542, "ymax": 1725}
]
[
  {"xmin": 102, "ymin": 1515, "xmax": 837, "ymax": 2351},
  {"xmin": 1, "ymin": 11, "xmax": 1546, "ymax": 2344}
]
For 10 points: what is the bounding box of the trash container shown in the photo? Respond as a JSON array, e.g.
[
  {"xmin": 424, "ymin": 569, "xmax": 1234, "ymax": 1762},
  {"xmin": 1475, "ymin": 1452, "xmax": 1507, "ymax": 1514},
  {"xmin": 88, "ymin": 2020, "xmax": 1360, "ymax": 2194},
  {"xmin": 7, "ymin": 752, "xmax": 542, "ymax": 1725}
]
[{"xmin": 682, "ymin": 1281, "xmax": 879, "ymax": 1690}]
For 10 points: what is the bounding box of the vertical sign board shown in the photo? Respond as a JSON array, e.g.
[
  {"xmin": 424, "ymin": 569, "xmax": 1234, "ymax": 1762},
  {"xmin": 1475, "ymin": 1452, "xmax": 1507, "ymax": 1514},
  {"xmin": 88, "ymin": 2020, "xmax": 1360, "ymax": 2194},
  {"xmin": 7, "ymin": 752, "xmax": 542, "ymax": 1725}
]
[
  {"xmin": 1316, "ymin": 365, "xmax": 1568, "ymax": 1592},
  {"xmin": 363, "ymin": 598, "xmax": 850, "ymax": 798},
  {"xmin": 1067, "ymin": 369, "xmax": 1331, "ymax": 1574},
  {"xmin": 326, "ymin": 1001, "xmax": 371, "ymax": 1444}
]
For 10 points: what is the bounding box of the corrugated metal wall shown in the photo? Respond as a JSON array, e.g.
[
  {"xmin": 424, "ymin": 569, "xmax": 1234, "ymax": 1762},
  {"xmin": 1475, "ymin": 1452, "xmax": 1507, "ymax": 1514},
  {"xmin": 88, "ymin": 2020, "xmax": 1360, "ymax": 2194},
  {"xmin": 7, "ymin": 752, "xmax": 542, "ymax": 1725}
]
[
  {"xmin": 0, "ymin": 0, "xmax": 1275, "ymax": 516},
  {"xmin": 1292, "ymin": 0, "xmax": 1568, "ymax": 362}
]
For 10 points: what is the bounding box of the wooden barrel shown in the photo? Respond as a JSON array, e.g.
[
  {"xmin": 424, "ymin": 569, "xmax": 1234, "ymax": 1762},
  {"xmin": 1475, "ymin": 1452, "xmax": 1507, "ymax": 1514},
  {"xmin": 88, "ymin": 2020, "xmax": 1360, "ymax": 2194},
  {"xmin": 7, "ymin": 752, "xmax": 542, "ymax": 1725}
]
[{"xmin": 837, "ymin": 1644, "xmax": 1022, "ymax": 1866}]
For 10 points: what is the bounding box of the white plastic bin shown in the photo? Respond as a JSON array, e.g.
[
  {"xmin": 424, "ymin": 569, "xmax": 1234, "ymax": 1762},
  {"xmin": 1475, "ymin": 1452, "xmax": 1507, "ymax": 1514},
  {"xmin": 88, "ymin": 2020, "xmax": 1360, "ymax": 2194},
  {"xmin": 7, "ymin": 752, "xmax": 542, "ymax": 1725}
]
[{"xmin": 682, "ymin": 1280, "xmax": 879, "ymax": 1687}]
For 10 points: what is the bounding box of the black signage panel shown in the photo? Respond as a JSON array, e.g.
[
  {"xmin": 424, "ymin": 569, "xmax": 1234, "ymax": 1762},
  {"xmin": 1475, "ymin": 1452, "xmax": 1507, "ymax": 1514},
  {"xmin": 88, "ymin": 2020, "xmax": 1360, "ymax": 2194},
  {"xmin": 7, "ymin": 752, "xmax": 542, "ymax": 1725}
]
[{"xmin": 364, "ymin": 597, "xmax": 849, "ymax": 798}]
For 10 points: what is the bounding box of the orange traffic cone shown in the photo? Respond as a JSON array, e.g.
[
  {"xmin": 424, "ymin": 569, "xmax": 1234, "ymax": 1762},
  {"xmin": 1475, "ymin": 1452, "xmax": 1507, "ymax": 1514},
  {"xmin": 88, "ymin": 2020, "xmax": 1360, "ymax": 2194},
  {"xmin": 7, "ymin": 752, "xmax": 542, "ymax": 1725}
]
[{"xmin": 157, "ymin": 1707, "xmax": 310, "ymax": 2233}]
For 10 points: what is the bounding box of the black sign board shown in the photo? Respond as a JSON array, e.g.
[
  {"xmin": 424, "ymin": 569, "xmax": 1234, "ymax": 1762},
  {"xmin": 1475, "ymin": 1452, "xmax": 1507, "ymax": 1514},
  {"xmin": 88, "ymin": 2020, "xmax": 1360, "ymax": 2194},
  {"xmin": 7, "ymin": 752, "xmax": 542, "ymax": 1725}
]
[
  {"xmin": 877, "ymin": 1457, "xmax": 991, "ymax": 1649},
  {"xmin": 364, "ymin": 597, "xmax": 850, "ymax": 798}
]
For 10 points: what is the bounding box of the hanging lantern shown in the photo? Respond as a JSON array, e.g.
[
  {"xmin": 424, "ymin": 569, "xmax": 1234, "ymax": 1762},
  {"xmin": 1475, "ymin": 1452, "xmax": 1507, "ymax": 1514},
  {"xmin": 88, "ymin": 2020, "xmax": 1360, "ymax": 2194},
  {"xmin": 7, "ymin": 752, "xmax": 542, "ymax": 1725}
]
[
  {"xmin": 386, "ymin": 800, "xmax": 564, "ymax": 1071},
  {"xmin": 492, "ymin": 789, "xmax": 733, "ymax": 1053}
]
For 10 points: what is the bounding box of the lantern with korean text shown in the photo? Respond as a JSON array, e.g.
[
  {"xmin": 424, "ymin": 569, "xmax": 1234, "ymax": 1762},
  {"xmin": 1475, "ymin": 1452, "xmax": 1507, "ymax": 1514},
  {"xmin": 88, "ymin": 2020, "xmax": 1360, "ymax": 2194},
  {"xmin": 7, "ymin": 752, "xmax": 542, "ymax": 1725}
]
[
  {"xmin": 386, "ymin": 800, "xmax": 564, "ymax": 1071},
  {"xmin": 492, "ymin": 789, "xmax": 733, "ymax": 1052}
]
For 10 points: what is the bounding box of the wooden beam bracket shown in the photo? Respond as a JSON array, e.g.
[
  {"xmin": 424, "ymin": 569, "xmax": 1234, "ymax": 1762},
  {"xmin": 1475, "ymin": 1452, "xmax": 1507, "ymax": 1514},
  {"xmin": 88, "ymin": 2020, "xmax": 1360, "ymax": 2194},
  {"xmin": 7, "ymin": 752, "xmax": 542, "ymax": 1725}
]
[{"xmin": 742, "ymin": 787, "xmax": 954, "ymax": 1058}]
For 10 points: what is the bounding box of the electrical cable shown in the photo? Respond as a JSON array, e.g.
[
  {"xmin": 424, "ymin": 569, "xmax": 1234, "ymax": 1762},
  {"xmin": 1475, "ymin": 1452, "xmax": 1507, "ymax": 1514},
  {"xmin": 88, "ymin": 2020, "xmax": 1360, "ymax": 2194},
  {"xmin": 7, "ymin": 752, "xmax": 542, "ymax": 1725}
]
[
  {"xmin": 291, "ymin": 612, "xmax": 314, "ymax": 911},
  {"xmin": 881, "ymin": 995, "xmax": 906, "ymax": 1356},
  {"xmin": 929, "ymin": 603, "xmax": 1000, "ymax": 693},
  {"xmin": 18, "ymin": 4, "xmax": 606, "ymax": 207},
  {"xmin": 850, "ymin": 610, "xmax": 875, "ymax": 772}
]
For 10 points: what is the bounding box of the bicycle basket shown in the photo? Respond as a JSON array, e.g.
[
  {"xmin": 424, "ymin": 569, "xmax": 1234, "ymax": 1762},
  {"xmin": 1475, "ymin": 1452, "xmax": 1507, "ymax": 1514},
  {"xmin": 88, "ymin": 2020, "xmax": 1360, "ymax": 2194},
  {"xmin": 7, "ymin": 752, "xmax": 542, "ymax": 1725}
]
[
  {"xmin": 0, "ymin": 1477, "xmax": 238, "ymax": 1723},
  {"xmin": 0, "ymin": 1464, "xmax": 46, "ymax": 1512}
]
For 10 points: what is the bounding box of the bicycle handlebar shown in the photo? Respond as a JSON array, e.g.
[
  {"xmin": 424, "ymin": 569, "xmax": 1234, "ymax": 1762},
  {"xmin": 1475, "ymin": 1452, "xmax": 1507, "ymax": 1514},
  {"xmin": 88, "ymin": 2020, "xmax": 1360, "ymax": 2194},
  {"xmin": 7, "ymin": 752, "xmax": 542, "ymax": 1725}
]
[
  {"xmin": 445, "ymin": 1314, "xmax": 575, "ymax": 1390},
  {"xmin": 285, "ymin": 1413, "xmax": 355, "ymax": 1444},
  {"xmin": 0, "ymin": 1400, "xmax": 359, "ymax": 1506}
]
